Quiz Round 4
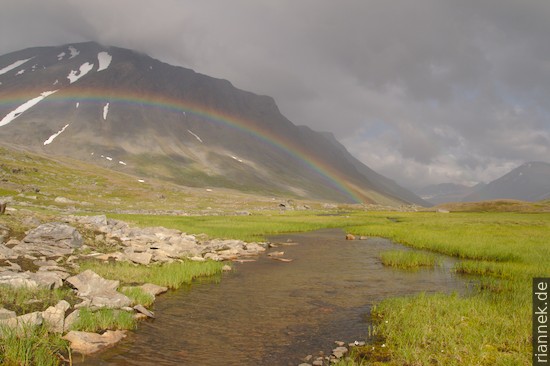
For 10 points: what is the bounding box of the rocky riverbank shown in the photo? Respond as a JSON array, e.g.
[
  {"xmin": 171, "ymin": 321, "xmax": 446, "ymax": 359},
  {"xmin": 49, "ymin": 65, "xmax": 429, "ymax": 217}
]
[{"xmin": 0, "ymin": 210, "xmax": 268, "ymax": 357}]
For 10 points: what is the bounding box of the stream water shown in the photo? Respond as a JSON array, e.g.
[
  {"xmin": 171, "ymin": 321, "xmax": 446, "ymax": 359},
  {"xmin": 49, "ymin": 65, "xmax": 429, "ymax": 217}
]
[{"xmin": 76, "ymin": 229, "xmax": 469, "ymax": 366}]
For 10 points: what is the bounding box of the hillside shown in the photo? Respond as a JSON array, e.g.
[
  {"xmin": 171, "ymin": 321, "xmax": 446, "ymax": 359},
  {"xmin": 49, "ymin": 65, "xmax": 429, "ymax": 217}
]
[{"xmin": 0, "ymin": 42, "xmax": 427, "ymax": 206}]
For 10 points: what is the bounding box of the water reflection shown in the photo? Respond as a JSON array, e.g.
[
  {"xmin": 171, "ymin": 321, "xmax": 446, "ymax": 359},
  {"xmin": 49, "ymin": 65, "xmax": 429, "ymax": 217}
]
[{"xmin": 77, "ymin": 229, "xmax": 467, "ymax": 366}]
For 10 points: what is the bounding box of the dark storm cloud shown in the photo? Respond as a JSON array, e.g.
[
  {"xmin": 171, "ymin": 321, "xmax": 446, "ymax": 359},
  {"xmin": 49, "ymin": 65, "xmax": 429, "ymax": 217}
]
[{"xmin": 1, "ymin": 0, "xmax": 549, "ymax": 188}]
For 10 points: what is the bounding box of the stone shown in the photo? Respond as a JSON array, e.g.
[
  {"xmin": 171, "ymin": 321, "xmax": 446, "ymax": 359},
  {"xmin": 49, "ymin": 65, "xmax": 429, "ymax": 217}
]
[
  {"xmin": 0, "ymin": 307, "xmax": 16, "ymax": 319},
  {"xmin": 335, "ymin": 341, "xmax": 345, "ymax": 347},
  {"xmin": 345, "ymin": 234, "xmax": 355, "ymax": 240},
  {"xmin": 42, "ymin": 303, "xmax": 67, "ymax": 333},
  {"xmin": 139, "ymin": 283, "xmax": 168, "ymax": 297},
  {"xmin": 0, "ymin": 244, "xmax": 16, "ymax": 260},
  {"xmin": 125, "ymin": 251, "xmax": 153, "ymax": 265},
  {"xmin": 0, "ymin": 311, "xmax": 43, "ymax": 332},
  {"xmin": 133, "ymin": 304, "xmax": 155, "ymax": 318},
  {"xmin": 332, "ymin": 346, "xmax": 348, "ymax": 359},
  {"xmin": 66, "ymin": 270, "xmax": 131, "ymax": 309},
  {"xmin": 312, "ymin": 360, "xmax": 324, "ymax": 366},
  {"xmin": 31, "ymin": 271, "xmax": 65, "ymax": 289},
  {"xmin": 267, "ymin": 251, "xmax": 285, "ymax": 257},
  {"xmin": 63, "ymin": 330, "xmax": 127, "ymax": 354},
  {"xmin": 64, "ymin": 309, "xmax": 80, "ymax": 332},
  {"xmin": 222, "ymin": 265, "xmax": 232, "ymax": 272},
  {"xmin": 14, "ymin": 223, "xmax": 83, "ymax": 257},
  {"xmin": 0, "ymin": 271, "xmax": 37, "ymax": 288}
]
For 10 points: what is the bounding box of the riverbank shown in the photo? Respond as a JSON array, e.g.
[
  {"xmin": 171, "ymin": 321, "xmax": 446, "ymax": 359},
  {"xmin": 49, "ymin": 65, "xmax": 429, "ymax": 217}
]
[{"xmin": 0, "ymin": 209, "xmax": 267, "ymax": 365}]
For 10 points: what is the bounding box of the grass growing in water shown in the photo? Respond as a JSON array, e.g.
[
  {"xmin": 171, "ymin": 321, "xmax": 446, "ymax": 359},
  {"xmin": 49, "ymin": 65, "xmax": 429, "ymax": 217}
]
[
  {"xmin": 120, "ymin": 287, "xmax": 155, "ymax": 307},
  {"xmin": 71, "ymin": 308, "xmax": 136, "ymax": 333},
  {"xmin": 0, "ymin": 324, "xmax": 69, "ymax": 366},
  {"xmin": 379, "ymin": 250, "xmax": 440, "ymax": 269},
  {"xmin": 78, "ymin": 260, "xmax": 224, "ymax": 289},
  {"xmin": 345, "ymin": 211, "xmax": 550, "ymax": 365}
]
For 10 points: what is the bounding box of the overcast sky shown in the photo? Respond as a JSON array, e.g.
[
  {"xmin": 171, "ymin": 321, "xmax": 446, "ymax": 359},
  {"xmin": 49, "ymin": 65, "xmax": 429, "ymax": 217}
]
[{"xmin": 1, "ymin": 0, "xmax": 549, "ymax": 189}]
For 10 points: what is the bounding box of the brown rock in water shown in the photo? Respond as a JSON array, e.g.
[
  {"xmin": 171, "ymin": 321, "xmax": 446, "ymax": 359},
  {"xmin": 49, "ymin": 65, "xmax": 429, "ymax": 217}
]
[
  {"xmin": 345, "ymin": 234, "xmax": 355, "ymax": 240},
  {"xmin": 63, "ymin": 330, "xmax": 127, "ymax": 354}
]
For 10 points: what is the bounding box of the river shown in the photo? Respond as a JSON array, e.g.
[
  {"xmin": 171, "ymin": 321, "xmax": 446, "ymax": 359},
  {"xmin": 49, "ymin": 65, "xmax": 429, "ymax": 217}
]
[{"xmin": 76, "ymin": 228, "xmax": 468, "ymax": 365}]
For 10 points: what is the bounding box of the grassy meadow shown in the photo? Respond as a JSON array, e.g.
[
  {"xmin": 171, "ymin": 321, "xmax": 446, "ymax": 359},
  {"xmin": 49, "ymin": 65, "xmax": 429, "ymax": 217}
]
[{"xmin": 109, "ymin": 210, "xmax": 549, "ymax": 365}]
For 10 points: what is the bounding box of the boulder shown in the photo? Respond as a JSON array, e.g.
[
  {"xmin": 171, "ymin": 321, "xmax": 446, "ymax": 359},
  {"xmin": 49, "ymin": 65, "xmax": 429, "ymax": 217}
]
[
  {"xmin": 66, "ymin": 270, "xmax": 131, "ymax": 309},
  {"xmin": 0, "ymin": 244, "xmax": 16, "ymax": 260},
  {"xmin": 63, "ymin": 309, "xmax": 80, "ymax": 332},
  {"xmin": 0, "ymin": 271, "xmax": 37, "ymax": 288},
  {"xmin": 0, "ymin": 311, "xmax": 43, "ymax": 333},
  {"xmin": 14, "ymin": 223, "xmax": 83, "ymax": 257},
  {"xmin": 139, "ymin": 283, "xmax": 168, "ymax": 297},
  {"xmin": 63, "ymin": 330, "xmax": 127, "ymax": 354},
  {"xmin": 0, "ymin": 308, "xmax": 16, "ymax": 320},
  {"xmin": 42, "ymin": 300, "xmax": 70, "ymax": 333}
]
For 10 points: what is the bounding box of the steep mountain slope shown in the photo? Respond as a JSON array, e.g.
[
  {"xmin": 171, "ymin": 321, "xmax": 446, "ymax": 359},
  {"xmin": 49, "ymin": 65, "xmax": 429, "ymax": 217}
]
[
  {"xmin": 463, "ymin": 162, "xmax": 550, "ymax": 202},
  {"xmin": 0, "ymin": 42, "xmax": 426, "ymax": 205}
]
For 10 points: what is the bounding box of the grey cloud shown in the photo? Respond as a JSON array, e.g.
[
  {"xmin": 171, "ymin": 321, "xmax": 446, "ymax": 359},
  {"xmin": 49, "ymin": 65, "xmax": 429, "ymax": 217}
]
[{"xmin": 1, "ymin": 0, "xmax": 549, "ymax": 189}]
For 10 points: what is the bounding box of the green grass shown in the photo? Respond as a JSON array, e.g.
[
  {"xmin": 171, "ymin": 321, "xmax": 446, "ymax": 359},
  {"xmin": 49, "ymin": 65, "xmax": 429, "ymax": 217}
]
[
  {"xmin": 77, "ymin": 260, "xmax": 224, "ymax": 289},
  {"xmin": 110, "ymin": 210, "xmax": 367, "ymax": 241},
  {"xmin": 120, "ymin": 287, "xmax": 155, "ymax": 307},
  {"xmin": 0, "ymin": 324, "xmax": 69, "ymax": 366},
  {"xmin": 379, "ymin": 250, "xmax": 440, "ymax": 269},
  {"xmin": 0, "ymin": 285, "xmax": 76, "ymax": 315},
  {"xmin": 344, "ymin": 211, "xmax": 550, "ymax": 365},
  {"xmin": 70, "ymin": 308, "xmax": 136, "ymax": 333}
]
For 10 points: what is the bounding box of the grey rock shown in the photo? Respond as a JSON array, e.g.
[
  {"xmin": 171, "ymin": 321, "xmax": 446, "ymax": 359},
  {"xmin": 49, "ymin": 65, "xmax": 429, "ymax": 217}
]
[
  {"xmin": 31, "ymin": 271, "xmax": 65, "ymax": 289},
  {"xmin": 0, "ymin": 244, "xmax": 16, "ymax": 260},
  {"xmin": 133, "ymin": 304, "xmax": 155, "ymax": 318},
  {"xmin": 14, "ymin": 223, "xmax": 83, "ymax": 257},
  {"xmin": 0, "ymin": 308, "xmax": 16, "ymax": 319},
  {"xmin": 42, "ymin": 303, "xmax": 66, "ymax": 333},
  {"xmin": 0, "ymin": 271, "xmax": 37, "ymax": 288},
  {"xmin": 66, "ymin": 270, "xmax": 131, "ymax": 309},
  {"xmin": 124, "ymin": 250, "xmax": 152, "ymax": 265},
  {"xmin": 0, "ymin": 311, "xmax": 43, "ymax": 333},
  {"xmin": 63, "ymin": 309, "xmax": 80, "ymax": 332},
  {"xmin": 139, "ymin": 283, "xmax": 168, "ymax": 297}
]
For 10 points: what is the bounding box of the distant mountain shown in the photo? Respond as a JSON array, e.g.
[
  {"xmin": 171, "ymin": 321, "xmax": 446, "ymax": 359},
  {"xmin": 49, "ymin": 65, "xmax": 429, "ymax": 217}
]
[
  {"xmin": 414, "ymin": 182, "xmax": 485, "ymax": 205},
  {"xmin": 0, "ymin": 42, "xmax": 427, "ymax": 205},
  {"xmin": 463, "ymin": 162, "xmax": 550, "ymax": 202}
]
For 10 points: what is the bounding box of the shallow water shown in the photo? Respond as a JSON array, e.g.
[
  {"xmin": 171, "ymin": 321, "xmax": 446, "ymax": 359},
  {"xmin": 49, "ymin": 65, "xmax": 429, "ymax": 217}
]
[{"xmin": 76, "ymin": 229, "xmax": 468, "ymax": 366}]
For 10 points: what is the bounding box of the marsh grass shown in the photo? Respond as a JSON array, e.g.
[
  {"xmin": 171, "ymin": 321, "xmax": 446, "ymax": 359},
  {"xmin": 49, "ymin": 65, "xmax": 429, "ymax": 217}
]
[
  {"xmin": 0, "ymin": 324, "xmax": 69, "ymax": 366},
  {"xmin": 71, "ymin": 308, "xmax": 136, "ymax": 332},
  {"xmin": 345, "ymin": 211, "xmax": 550, "ymax": 365},
  {"xmin": 120, "ymin": 287, "xmax": 155, "ymax": 307},
  {"xmin": 78, "ymin": 260, "xmax": 224, "ymax": 289},
  {"xmin": 0, "ymin": 285, "xmax": 76, "ymax": 314},
  {"xmin": 379, "ymin": 250, "xmax": 440, "ymax": 269}
]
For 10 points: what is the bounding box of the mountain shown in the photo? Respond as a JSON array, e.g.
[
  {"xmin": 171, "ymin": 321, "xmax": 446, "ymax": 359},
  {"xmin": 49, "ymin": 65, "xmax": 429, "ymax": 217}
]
[
  {"xmin": 415, "ymin": 182, "xmax": 485, "ymax": 205},
  {"xmin": 463, "ymin": 162, "xmax": 550, "ymax": 202},
  {"xmin": 0, "ymin": 42, "xmax": 427, "ymax": 206}
]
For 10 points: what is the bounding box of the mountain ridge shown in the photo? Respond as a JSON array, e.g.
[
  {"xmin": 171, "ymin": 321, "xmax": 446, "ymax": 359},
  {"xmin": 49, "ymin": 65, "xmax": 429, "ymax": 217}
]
[{"xmin": 0, "ymin": 42, "xmax": 428, "ymax": 206}]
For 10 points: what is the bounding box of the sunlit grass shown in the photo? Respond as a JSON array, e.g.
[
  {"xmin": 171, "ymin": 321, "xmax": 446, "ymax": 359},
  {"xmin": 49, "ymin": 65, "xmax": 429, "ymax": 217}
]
[
  {"xmin": 0, "ymin": 324, "xmax": 69, "ymax": 366},
  {"xmin": 379, "ymin": 250, "xmax": 440, "ymax": 269},
  {"xmin": 77, "ymin": 259, "xmax": 224, "ymax": 289},
  {"xmin": 71, "ymin": 308, "xmax": 136, "ymax": 333}
]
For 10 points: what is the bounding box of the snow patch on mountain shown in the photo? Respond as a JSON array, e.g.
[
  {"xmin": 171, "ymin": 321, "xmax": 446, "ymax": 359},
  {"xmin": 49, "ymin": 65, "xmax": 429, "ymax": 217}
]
[
  {"xmin": 0, "ymin": 57, "xmax": 34, "ymax": 75},
  {"xmin": 103, "ymin": 103, "xmax": 110, "ymax": 120},
  {"xmin": 119, "ymin": 161, "xmax": 127, "ymax": 166},
  {"xmin": 68, "ymin": 46, "xmax": 80, "ymax": 59},
  {"xmin": 0, "ymin": 90, "xmax": 58, "ymax": 127},
  {"xmin": 43, "ymin": 124, "xmax": 69, "ymax": 145},
  {"xmin": 97, "ymin": 52, "xmax": 112, "ymax": 71},
  {"xmin": 231, "ymin": 155, "xmax": 243, "ymax": 163},
  {"xmin": 16, "ymin": 69, "xmax": 25, "ymax": 75},
  {"xmin": 57, "ymin": 52, "xmax": 66, "ymax": 61},
  {"xmin": 187, "ymin": 130, "xmax": 203, "ymax": 143},
  {"xmin": 67, "ymin": 62, "xmax": 94, "ymax": 84},
  {"xmin": 76, "ymin": 102, "xmax": 80, "ymax": 108}
]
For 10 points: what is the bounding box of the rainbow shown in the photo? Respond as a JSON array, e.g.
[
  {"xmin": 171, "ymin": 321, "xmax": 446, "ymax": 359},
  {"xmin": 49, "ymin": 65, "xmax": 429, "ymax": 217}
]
[{"xmin": 0, "ymin": 87, "xmax": 368, "ymax": 203}]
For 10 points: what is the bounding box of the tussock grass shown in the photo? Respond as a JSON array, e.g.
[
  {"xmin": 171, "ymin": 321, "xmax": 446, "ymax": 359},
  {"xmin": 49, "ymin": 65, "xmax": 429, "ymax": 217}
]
[
  {"xmin": 379, "ymin": 250, "xmax": 440, "ymax": 269},
  {"xmin": 111, "ymin": 210, "xmax": 368, "ymax": 241},
  {"xmin": 71, "ymin": 308, "xmax": 136, "ymax": 333},
  {"xmin": 78, "ymin": 260, "xmax": 224, "ymax": 289},
  {"xmin": 0, "ymin": 285, "xmax": 75, "ymax": 314},
  {"xmin": 0, "ymin": 324, "xmax": 69, "ymax": 366},
  {"xmin": 345, "ymin": 211, "xmax": 550, "ymax": 365},
  {"xmin": 120, "ymin": 287, "xmax": 155, "ymax": 307}
]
